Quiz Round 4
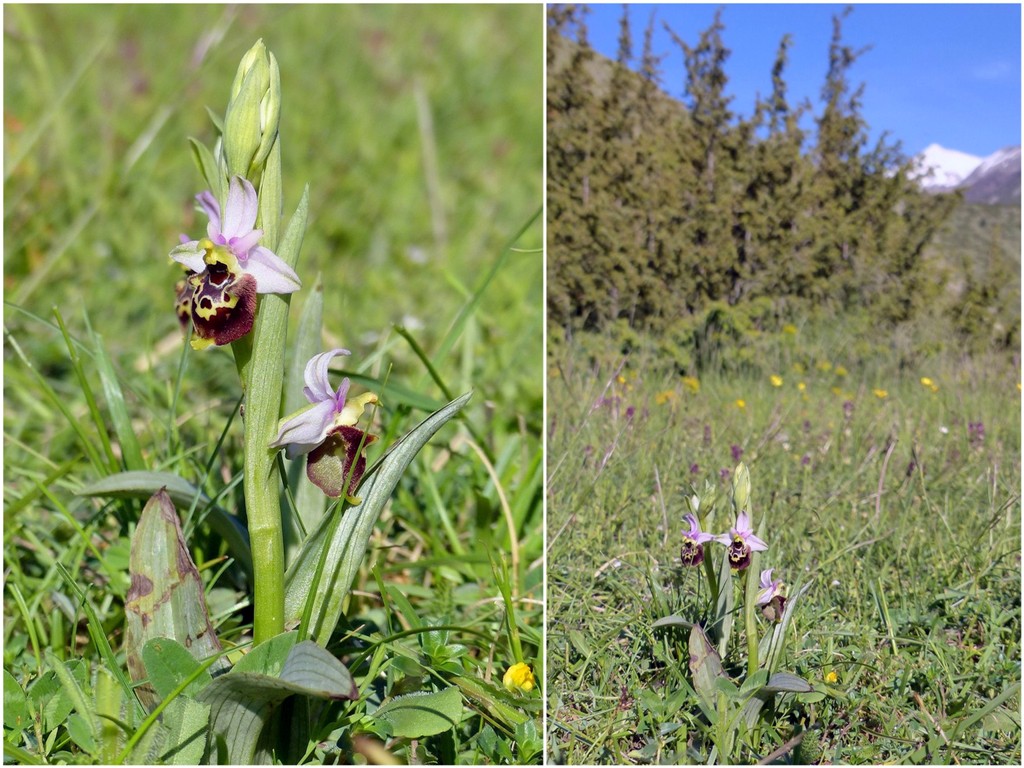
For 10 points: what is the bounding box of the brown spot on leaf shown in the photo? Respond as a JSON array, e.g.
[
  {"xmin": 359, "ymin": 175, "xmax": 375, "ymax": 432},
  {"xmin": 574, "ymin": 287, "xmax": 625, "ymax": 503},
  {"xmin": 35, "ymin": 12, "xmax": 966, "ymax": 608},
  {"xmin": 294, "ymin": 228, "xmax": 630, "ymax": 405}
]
[{"xmin": 125, "ymin": 572, "xmax": 153, "ymax": 603}]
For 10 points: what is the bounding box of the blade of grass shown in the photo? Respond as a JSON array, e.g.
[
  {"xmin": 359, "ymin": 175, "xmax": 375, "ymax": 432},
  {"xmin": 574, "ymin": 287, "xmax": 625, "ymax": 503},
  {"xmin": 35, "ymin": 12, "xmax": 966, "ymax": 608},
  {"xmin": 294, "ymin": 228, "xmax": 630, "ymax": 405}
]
[
  {"xmin": 4, "ymin": 325, "xmax": 107, "ymax": 472},
  {"xmin": 90, "ymin": 329, "xmax": 146, "ymax": 472}
]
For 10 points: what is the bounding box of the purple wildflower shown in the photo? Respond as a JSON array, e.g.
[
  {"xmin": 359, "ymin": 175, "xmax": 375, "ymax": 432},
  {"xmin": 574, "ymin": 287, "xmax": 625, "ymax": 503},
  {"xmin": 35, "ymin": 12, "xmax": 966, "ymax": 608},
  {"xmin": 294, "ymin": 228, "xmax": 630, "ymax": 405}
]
[
  {"xmin": 680, "ymin": 514, "xmax": 716, "ymax": 568},
  {"xmin": 714, "ymin": 510, "xmax": 768, "ymax": 571}
]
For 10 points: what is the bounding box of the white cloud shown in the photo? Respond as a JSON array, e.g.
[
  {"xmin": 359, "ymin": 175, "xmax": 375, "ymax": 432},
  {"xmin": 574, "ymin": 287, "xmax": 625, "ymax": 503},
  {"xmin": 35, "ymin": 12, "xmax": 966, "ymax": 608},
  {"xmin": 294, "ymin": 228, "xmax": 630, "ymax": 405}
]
[{"xmin": 970, "ymin": 61, "xmax": 1012, "ymax": 81}]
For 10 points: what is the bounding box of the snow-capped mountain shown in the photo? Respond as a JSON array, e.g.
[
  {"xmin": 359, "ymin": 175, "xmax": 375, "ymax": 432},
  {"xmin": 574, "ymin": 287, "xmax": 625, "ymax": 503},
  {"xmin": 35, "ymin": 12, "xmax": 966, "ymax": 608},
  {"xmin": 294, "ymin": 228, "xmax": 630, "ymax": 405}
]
[
  {"xmin": 961, "ymin": 146, "xmax": 1021, "ymax": 205},
  {"xmin": 911, "ymin": 143, "xmax": 983, "ymax": 191},
  {"xmin": 912, "ymin": 143, "xmax": 1021, "ymax": 205}
]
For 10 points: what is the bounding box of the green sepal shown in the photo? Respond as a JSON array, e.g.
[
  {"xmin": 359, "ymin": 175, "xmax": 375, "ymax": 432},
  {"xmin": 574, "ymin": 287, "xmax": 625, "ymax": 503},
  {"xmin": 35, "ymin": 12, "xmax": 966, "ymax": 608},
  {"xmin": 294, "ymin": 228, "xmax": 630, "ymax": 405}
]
[{"xmin": 189, "ymin": 137, "xmax": 227, "ymax": 205}]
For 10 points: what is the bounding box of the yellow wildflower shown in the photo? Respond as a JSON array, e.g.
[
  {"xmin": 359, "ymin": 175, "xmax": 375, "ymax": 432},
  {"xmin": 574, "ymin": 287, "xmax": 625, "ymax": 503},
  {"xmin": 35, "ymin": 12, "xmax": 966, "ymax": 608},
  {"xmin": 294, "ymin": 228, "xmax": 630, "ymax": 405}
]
[
  {"xmin": 797, "ymin": 382, "xmax": 806, "ymax": 393},
  {"xmin": 792, "ymin": 362, "xmax": 805, "ymax": 374},
  {"xmin": 770, "ymin": 375, "xmax": 783, "ymax": 387},
  {"xmin": 830, "ymin": 386, "xmax": 842, "ymax": 396},
  {"xmin": 654, "ymin": 390, "xmax": 676, "ymax": 405},
  {"xmin": 920, "ymin": 377, "xmax": 934, "ymax": 388},
  {"xmin": 825, "ymin": 671, "xmax": 838, "ymax": 684},
  {"xmin": 682, "ymin": 376, "xmax": 700, "ymax": 394},
  {"xmin": 835, "ymin": 365, "xmax": 848, "ymax": 377},
  {"xmin": 873, "ymin": 389, "xmax": 888, "ymax": 399},
  {"xmin": 503, "ymin": 662, "xmax": 536, "ymax": 693},
  {"xmin": 816, "ymin": 360, "xmax": 833, "ymax": 373},
  {"xmin": 617, "ymin": 375, "xmax": 626, "ymax": 385},
  {"xmin": 782, "ymin": 323, "xmax": 797, "ymax": 335},
  {"xmin": 735, "ymin": 399, "xmax": 746, "ymax": 410}
]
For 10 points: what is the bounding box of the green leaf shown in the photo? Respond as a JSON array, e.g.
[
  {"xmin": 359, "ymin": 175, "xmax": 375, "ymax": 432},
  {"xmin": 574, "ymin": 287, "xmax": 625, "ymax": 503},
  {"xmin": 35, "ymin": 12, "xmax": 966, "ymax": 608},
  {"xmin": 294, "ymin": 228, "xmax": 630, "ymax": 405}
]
[
  {"xmin": 285, "ymin": 273, "xmax": 324, "ymax": 416},
  {"xmin": 738, "ymin": 672, "xmax": 814, "ymax": 731},
  {"xmin": 449, "ymin": 675, "xmax": 533, "ymax": 727},
  {"xmin": 158, "ymin": 697, "xmax": 210, "ymax": 765},
  {"xmin": 66, "ymin": 713, "xmax": 97, "ymax": 755},
  {"xmin": 285, "ymin": 392, "xmax": 472, "ymax": 644},
  {"xmin": 760, "ymin": 580, "xmax": 813, "ymax": 675},
  {"xmin": 652, "ymin": 615, "xmax": 693, "ymax": 630},
  {"xmin": 28, "ymin": 659, "xmax": 87, "ymax": 733},
  {"xmin": 711, "ymin": 546, "xmax": 734, "ymax": 656},
  {"xmin": 125, "ymin": 491, "xmax": 229, "ymax": 711},
  {"xmin": 198, "ymin": 640, "xmax": 357, "ymax": 765},
  {"xmin": 3, "ymin": 670, "xmax": 31, "ymax": 732},
  {"xmin": 764, "ymin": 672, "xmax": 813, "ymax": 693},
  {"xmin": 77, "ymin": 471, "xmax": 251, "ymax": 575},
  {"xmin": 189, "ymin": 137, "xmax": 226, "ymax": 204},
  {"xmin": 284, "ymin": 274, "xmax": 328, "ymax": 547},
  {"xmin": 233, "ymin": 631, "xmax": 298, "ymax": 677},
  {"xmin": 373, "ymin": 686, "xmax": 464, "ymax": 739},
  {"xmin": 92, "ymin": 331, "xmax": 145, "ymax": 472},
  {"xmin": 94, "ymin": 667, "xmax": 124, "ymax": 764},
  {"xmin": 142, "ymin": 637, "xmax": 214, "ymax": 701},
  {"xmin": 688, "ymin": 624, "xmax": 726, "ymax": 717}
]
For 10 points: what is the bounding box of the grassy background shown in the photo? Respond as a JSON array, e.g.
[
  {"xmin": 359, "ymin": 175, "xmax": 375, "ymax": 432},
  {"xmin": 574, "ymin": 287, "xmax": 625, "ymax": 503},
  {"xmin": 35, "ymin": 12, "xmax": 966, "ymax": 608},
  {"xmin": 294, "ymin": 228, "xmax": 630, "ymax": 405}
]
[
  {"xmin": 547, "ymin": 319, "xmax": 1020, "ymax": 763},
  {"xmin": 5, "ymin": 5, "xmax": 543, "ymax": 763}
]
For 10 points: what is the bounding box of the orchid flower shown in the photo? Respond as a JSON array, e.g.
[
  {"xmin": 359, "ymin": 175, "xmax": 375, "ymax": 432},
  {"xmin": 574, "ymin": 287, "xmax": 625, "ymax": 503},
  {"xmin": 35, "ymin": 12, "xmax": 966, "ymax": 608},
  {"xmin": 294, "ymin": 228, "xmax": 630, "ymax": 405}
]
[
  {"xmin": 171, "ymin": 175, "xmax": 300, "ymax": 349},
  {"xmin": 269, "ymin": 349, "xmax": 379, "ymax": 499},
  {"xmin": 755, "ymin": 568, "xmax": 787, "ymax": 622},
  {"xmin": 714, "ymin": 510, "xmax": 768, "ymax": 571},
  {"xmin": 680, "ymin": 513, "xmax": 716, "ymax": 567}
]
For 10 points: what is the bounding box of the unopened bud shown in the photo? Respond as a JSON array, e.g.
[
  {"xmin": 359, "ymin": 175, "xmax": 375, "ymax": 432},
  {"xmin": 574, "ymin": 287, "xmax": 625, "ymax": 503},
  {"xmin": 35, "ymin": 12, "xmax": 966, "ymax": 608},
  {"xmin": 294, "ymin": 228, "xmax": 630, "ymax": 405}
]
[
  {"xmin": 732, "ymin": 461, "xmax": 750, "ymax": 513},
  {"xmin": 223, "ymin": 40, "xmax": 279, "ymax": 178}
]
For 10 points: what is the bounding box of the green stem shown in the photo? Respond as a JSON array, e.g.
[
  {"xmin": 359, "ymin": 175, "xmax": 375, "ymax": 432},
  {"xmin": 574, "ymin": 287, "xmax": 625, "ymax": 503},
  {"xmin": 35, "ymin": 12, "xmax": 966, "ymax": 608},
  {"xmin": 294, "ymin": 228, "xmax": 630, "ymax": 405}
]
[
  {"xmin": 237, "ymin": 139, "xmax": 292, "ymax": 645},
  {"xmin": 743, "ymin": 563, "xmax": 759, "ymax": 677}
]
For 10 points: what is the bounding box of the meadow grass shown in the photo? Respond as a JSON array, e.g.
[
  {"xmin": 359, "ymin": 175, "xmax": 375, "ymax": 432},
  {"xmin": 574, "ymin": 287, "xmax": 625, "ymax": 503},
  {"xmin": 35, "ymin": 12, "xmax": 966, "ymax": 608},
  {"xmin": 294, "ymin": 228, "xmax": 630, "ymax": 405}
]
[
  {"xmin": 4, "ymin": 5, "xmax": 542, "ymax": 763},
  {"xmin": 546, "ymin": 320, "xmax": 1020, "ymax": 764}
]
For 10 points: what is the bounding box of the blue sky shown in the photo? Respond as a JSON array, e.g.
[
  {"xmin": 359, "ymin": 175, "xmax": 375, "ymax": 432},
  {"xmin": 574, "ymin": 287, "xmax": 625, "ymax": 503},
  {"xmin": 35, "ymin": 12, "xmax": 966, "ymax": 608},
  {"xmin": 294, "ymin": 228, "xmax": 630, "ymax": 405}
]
[{"xmin": 578, "ymin": 3, "xmax": 1021, "ymax": 158}]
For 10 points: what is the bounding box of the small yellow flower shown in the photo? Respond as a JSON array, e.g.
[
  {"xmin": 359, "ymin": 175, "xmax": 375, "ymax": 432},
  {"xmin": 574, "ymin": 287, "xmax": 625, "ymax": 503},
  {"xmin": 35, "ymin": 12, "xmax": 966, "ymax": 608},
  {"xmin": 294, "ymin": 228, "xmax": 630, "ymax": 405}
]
[
  {"xmin": 797, "ymin": 382, "xmax": 807, "ymax": 393},
  {"xmin": 654, "ymin": 390, "xmax": 676, "ymax": 405},
  {"xmin": 873, "ymin": 388, "xmax": 888, "ymax": 399},
  {"xmin": 770, "ymin": 375, "xmax": 783, "ymax": 387},
  {"xmin": 835, "ymin": 365, "xmax": 848, "ymax": 377},
  {"xmin": 616, "ymin": 375, "xmax": 626, "ymax": 385},
  {"xmin": 503, "ymin": 662, "xmax": 536, "ymax": 693},
  {"xmin": 735, "ymin": 399, "xmax": 746, "ymax": 410},
  {"xmin": 816, "ymin": 360, "xmax": 833, "ymax": 373},
  {"xmin": 782, "ymin": 323, "xmax": 797, "ymax": 335},
  {"xmin": 825, "ymin": 670, "xmax": 838, "ymax": 684},
  {"xmin": 830, "ymin": 386, "xmax": 842, "ymax": 396},
  {"xmin": 920, "ymin": 377, "xmax": 934, "ymax": 388},
  {"xmin": 682, "ymin": 376, "xmax": 700, "ymax": 394}
]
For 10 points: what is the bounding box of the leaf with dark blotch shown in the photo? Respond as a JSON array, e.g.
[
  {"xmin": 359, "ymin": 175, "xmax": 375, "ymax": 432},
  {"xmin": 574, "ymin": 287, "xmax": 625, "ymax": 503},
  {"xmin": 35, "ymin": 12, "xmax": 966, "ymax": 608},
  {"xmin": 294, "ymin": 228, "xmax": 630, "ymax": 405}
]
[
  {"xmin": 79, "ymin": 471, "xmax": 251, "ymax": 576},
  {"xmin": 688, "ymin": 623, "xmax": 726, "ymax": 717},
  {"xmin": 125, "ymin": 490, "xmax": 229, "ymax": 711}
]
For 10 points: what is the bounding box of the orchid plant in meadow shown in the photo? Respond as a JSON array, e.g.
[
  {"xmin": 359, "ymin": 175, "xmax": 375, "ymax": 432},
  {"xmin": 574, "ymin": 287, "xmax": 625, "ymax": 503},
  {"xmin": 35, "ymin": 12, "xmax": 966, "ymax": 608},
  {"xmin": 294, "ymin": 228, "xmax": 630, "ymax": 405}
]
[
  {"xmin": 655, "ymin": 461, "xmax": 823, "ymax": 762},
  {"xmin": 54, "ymin": 39, "xmax": 537, "ymax": 764}
]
